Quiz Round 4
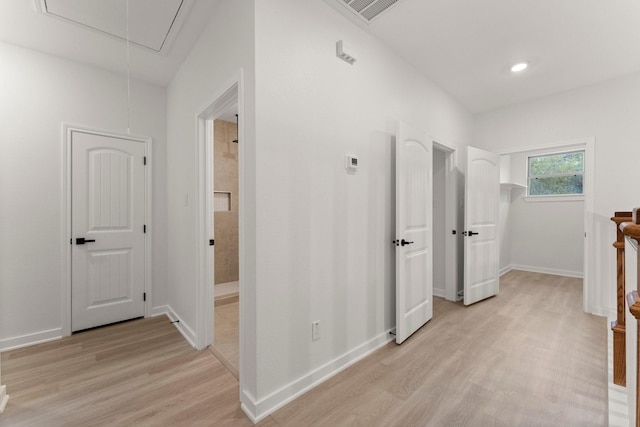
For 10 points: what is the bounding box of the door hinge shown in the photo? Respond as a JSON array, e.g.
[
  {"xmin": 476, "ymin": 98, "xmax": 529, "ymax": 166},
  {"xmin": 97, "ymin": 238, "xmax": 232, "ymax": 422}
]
[
  {"xmin": 144, "ymin": 224, "xmax": 146, "ymax": 233},
  {"xmin": 143, "ymin": 292, "xmax": 146, "ymax": 302},
  {"xmin": 144, "ymin": 156, "xmax": 147, "ymax": 165},
  {"xmin": 209, "ymin": 239, "xmax": 215, "ymax": 246}
]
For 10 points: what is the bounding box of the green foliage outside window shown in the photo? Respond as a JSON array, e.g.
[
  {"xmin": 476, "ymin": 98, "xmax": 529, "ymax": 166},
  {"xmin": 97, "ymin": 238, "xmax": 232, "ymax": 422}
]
[{"xmin": 528, "ymin": 151, "xmax": 584, "ymax": 196}]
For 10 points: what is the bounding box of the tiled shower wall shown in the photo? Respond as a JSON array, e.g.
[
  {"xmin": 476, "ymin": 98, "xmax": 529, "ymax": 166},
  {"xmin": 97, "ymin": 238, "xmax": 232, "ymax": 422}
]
[{"xmin": 214, "ymin": 119, "xmax": 239, "ymax": 284}]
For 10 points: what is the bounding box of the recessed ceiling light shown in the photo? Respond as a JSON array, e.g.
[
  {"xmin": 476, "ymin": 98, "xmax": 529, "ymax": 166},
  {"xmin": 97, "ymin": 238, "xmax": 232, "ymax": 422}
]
[{"xmin": 510, "ymin": 62, "xmax": 529, "ymax": 73}]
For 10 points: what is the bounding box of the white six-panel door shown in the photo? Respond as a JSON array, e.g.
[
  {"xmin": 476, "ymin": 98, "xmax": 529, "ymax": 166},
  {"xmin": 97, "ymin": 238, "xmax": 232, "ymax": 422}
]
[
  {"xmin": 395, "ymin": 122, "xmax": 433, "ymax": 344},
  {"xmin": 464, "ymin": 146, "xmax": 500, "ymax": 306},
  {"xmin": 71, "ymin": 130, "xmax": 146, "ymax": 332}
]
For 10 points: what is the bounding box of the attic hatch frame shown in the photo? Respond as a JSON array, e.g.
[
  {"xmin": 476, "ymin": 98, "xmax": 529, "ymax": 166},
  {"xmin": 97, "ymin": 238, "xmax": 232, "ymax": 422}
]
[{"xmin": 33, "ymin": 0, "xmax": 195, "ymax": 56}]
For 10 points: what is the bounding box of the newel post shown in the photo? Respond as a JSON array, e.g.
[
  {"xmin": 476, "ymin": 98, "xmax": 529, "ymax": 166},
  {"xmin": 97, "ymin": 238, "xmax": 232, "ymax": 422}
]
[{"xmin": 612, "ymin": 211, "xmax": 633, "ymax": 386}]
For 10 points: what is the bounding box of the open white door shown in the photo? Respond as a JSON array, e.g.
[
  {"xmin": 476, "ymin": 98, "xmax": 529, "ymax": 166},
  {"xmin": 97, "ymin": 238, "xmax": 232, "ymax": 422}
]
[
  {"xmin": 464, "ymin": 146, "xmax": 500, "ymax": 306},
  {"xmin": 71, "ymin": 130, "xmax": 146, "ymax": 331},
  {"xmin": 395, "ymin": 122, "xmax": 433, "ymax": 344}
]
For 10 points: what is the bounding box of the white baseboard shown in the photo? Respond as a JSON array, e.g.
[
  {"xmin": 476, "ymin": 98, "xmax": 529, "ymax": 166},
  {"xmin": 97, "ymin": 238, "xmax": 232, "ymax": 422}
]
[
  {"xmin": 163, "ymin": 306, "xmax": 196, "ymax": 348},
  {"xmin": 589, "ymin": 305, "xmax": 614, "ymax": 319},
  {"xmin": 242, "ymin": 330, "xmax": 394, "ymax": 422},
  {"xmin": 500, "ymin": 265, "xmax": 514, "ymax": 276},
  {"xmin": 0, "ymin": 328, "xmax": 62, "ymax": 352},
  {"xmin": 511, "ymin": 264, "xmax": 583, "ymax": 279},
  {"xmin": 150, "ymin": 305, "xmax": 170, "ymax": 317},
  {"xmin": 0, "ymin": 385, "xmax": 8, "ymax": 413},
  {"xmin": 0, "ymin": 308, "xmax": 195, "ymax": 353},
  {"xmin": 433, "ymin": 288, "xmax": 446, "ymax": 298}
]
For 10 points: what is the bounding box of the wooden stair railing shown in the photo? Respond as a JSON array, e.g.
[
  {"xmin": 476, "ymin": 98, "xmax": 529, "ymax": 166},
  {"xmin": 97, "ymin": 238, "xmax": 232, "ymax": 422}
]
[
  {"xmin": 613, "ymin": 211, "xmax": 633, "ymax": 386},
  {"xmin": 623, "ymin": 208, "xmax": 640, "ymax": 426},
  {"xmin": 627, "ymin": 290, "xmax": 640, "ymax": 427}
]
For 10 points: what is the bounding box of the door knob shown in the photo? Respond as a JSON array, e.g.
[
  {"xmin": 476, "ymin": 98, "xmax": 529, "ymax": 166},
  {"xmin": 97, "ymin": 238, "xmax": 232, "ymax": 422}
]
[
  {"xmin": 401, "ymin": 239, "xmax": 414, "ymax": 246},
  {"xmin": 464, "ymin": 231, "xmax": 479, "ymax": 236},
  {"xmin": 76, "ymin": 237, "xmax": 96, "ymax": 245}
]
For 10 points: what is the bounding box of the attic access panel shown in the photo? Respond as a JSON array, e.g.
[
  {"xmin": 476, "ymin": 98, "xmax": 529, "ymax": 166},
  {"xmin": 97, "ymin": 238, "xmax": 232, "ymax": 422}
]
[{"xmin": 39, "ymin": 0, "xmax": 190, "ymax": 54}]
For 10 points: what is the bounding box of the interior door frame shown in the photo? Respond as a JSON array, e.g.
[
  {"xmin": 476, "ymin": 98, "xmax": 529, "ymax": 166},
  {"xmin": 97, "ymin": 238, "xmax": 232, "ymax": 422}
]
[
  {"xmin": 431, "ymin": 139, "xmax": 459, "ymax": 302},
  {"xmin": 195, "ymin": 71, "xmax": 244, "ymax": 352},
  {"xmin": 498, "ymin": 137, "xmax": 595, "ymax": 313},
  {"xmin": 61, "ymin": 124, "xmax": 153, "ymax": 337}
]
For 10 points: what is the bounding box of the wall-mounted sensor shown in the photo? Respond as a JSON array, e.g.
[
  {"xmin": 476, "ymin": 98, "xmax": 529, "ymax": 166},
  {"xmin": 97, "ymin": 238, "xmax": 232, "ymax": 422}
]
[{"xmin": 345, "ymin": 155, "xmax": 359, "ymax": 171}]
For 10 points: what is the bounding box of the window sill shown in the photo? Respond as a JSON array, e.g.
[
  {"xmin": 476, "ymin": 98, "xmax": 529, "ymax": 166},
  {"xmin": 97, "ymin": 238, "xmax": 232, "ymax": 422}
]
[{"xmin": 523, "ymin": 195, "xmax": 584, "ymax": 203}]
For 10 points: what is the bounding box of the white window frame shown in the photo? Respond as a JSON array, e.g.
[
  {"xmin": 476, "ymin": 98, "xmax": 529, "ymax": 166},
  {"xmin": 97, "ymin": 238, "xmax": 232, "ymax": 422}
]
[{"xmin": 526, "ymin": 149, "xmax": 585, "ymax": 202}]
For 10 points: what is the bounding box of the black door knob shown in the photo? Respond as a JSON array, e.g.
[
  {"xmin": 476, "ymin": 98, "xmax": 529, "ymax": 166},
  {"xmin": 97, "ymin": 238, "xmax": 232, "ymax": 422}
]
[{"xmin": 401, "ymin": 239, "xmax": 414, "ymax": 246}]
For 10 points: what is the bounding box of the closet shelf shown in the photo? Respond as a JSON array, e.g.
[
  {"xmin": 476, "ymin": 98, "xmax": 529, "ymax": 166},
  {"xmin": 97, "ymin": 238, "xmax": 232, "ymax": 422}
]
[{"xmin": 500, "ymin": 182, "xmax": 527, "ymax": 190}]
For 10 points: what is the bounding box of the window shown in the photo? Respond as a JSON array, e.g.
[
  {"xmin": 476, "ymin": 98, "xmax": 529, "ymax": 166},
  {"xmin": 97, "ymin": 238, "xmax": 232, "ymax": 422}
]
[{"xmin": 527, "ymin": 150, "xmax": 584, "ymax": 197}]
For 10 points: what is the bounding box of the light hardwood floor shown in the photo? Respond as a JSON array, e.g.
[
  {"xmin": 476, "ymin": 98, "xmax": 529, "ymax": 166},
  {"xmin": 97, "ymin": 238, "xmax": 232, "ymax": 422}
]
[
  {"xmin": 0, "ymin": 271, "xmax": 606, "ymax": 426},
  {"xmin": 211, "ymin": 298, "xmax": 240, "ymax": 380}
]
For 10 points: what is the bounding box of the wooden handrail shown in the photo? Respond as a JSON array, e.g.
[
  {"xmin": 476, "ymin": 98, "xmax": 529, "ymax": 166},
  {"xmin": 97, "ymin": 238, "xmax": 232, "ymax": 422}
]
[{"xmin": 612, "ymin": 211, "xmax": 633, "ymax": 386}]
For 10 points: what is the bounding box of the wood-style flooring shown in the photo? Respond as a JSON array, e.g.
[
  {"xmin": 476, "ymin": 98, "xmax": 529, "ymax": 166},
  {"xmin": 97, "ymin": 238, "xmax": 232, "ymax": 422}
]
[
  {"xmin": 0, "ymin": 270, "xmax": 606, "ymax": 426},
  {"xmin": 211, "ymin": 298, "xmax": 240, "ymax": 380}
]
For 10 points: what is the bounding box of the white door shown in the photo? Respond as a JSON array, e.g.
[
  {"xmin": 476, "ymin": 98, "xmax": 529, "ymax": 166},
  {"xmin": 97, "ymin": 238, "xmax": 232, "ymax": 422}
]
[
  {"xmin": 464, "ymin": 146, "xmax": 500, "ymax": 306},
  {"xmin": 71, "ymin": 130, "xmax": 146, "ymax": 332},
  {"xmin": 395, "ymin": 122, "xmax": 433, "ymax": 344}
]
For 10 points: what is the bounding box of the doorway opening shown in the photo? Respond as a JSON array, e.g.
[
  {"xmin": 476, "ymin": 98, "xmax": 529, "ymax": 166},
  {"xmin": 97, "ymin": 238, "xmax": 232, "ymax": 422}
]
[
  {"xmin": 393, "ymin": 125, "xmax": 459, "ymax": 344},
  {"xmin": 433, "ymin": 148, "xmax": 447, "ymax": 300},
  {"xmin": 195, "ymin": 76, "xmax": 244, "ymax": 386},
  {"xmin": 210, "ymin": 112, "xmax": 240, "ymax": 379},
  {"xmin": 432, "ymin": 140, "xmax": 459, "ymax": 302},
  {"xmin": 498, "ymin": 137, "xmax": 595, "ymax": 313}
]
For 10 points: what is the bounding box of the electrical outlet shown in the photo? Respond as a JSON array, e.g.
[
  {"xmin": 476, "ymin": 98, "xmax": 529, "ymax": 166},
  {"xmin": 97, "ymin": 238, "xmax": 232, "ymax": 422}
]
[{"xmin": 312, "ymin": 320, "xmax": 320, "ymax": 341}]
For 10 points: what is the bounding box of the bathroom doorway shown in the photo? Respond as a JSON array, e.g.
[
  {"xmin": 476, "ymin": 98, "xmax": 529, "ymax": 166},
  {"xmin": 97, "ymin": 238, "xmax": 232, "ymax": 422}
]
[{"xmin": 210, "ymin": 112, "xmax": 240, "ymax": 379}]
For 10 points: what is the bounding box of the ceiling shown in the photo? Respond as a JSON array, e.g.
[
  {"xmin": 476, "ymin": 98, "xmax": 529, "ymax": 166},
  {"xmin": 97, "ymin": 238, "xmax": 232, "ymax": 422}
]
[
  {"xmin": 1, "ymin": 0, "xmax": 639, "ymax": 112},
  {"xmin": 41, "ymin": 0, "xmax": 185, "ymax": 53},
  {"xmin": 0, "ymin": 0, "xmax": 222, "ymax": 87},
  {"xmin": 360, "ymin": 0, "xmax": 640, "ymax": 112}
]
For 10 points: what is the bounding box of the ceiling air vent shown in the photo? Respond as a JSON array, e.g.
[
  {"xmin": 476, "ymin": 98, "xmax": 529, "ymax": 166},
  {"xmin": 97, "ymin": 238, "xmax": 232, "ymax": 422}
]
[{"xmin": 338, "ymin": 0, "xmax": 403, "ymax": 23}]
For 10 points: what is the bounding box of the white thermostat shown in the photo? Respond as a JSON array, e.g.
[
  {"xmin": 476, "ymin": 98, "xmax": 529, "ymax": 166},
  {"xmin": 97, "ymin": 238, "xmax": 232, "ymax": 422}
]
[{"xmin": 345, "ymin": 155, "xmax": 359, "ymax": 171}]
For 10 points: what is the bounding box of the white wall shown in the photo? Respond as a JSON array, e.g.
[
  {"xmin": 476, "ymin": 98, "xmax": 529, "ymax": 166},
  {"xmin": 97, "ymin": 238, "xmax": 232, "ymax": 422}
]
[
  {"xmin": 475, "ymin": 71, "xmax": 640, "ymax": 316},
  {"xmin": 0, "ymin": 42, "xmax": 168, "ymax": 350},
  {"xmin": 250, "ymin": 0, "xmax": 473, "ymax": 419},
  {"xmin": 164, "ymin": 0, "xmax": 256, "ymax": 408}
]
